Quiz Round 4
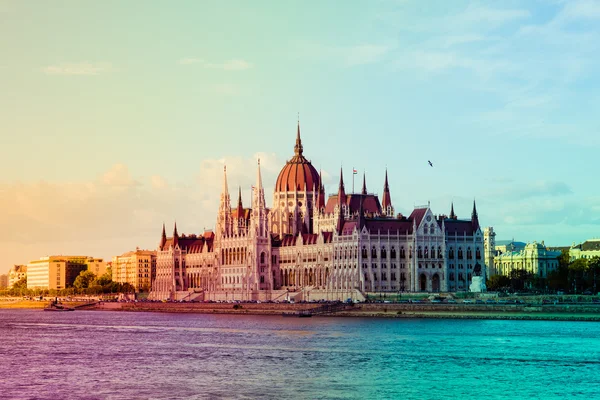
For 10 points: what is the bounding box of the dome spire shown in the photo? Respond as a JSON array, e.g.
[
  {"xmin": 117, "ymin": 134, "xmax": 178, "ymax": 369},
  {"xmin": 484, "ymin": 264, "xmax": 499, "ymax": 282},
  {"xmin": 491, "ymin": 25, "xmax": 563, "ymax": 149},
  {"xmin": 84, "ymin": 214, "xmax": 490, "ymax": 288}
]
[{"xmin": 294, "ymin": 117, "xmax": 303, "ymax": 156}]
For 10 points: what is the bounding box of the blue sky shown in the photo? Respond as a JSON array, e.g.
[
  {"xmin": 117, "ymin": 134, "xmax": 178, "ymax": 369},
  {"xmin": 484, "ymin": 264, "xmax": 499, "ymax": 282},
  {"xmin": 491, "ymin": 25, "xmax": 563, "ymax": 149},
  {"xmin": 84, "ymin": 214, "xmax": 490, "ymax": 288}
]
[{"xmin": 1, "ymin": 0, "xmax": 600, "ymax": 273}]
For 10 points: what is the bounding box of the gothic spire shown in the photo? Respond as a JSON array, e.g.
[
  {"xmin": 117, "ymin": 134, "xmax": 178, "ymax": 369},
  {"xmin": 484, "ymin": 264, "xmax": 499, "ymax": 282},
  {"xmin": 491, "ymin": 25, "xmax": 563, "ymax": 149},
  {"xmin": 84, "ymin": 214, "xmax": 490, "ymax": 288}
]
[
  {"xmin": 237, "ymin": 186, "xmax": 244, "ymax": 218},
  {"xmin": 338, "ymin": 167, "xmax": 346, "ymax": 204},
  {"xmin": 172, "ymin": 221, "xmax": 179, "ymax": 248},
  {"xmin": 159, "ymin": 223, "xmax": 167, "ymax": 250},
  {"xmin": 316, "ymin": 169, "xmax": 325, "ymax": 210},
  {"xmin": 294, "ymin": 120, "xmax": 303, "ymax": 156},
  {"xmin": 361, "ymin": 172, "xmax": 367, "ymax": 195},
  {"xmin": 450, "ymin": 201, "xmax": 456, "ymax": 219},
  {"xmin": 381, "ymin": 168, "xmax": 392, "ymax": 211},
  {"xmin": 472, "ymin": 199, "xmax": 480, "ymax": 229}
]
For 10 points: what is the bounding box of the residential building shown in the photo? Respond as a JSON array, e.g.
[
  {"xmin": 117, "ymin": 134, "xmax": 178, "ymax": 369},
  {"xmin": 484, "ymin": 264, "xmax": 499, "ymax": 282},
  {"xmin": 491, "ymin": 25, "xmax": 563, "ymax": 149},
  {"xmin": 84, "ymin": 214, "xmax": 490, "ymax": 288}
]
[
  {"xmin": 569, "ymin": 239, "xmax": 600, "ymax": 261},
  {"xmin": 8, "ymin": 265, "xmax": 27, "ymax": 288},
  {"xmin": 26, "ymin": 256, "xmax": 105, "ymax": 290},
  {"xmin": 112, "ymin": 249, "xmax": 156, "ymax": 292}
]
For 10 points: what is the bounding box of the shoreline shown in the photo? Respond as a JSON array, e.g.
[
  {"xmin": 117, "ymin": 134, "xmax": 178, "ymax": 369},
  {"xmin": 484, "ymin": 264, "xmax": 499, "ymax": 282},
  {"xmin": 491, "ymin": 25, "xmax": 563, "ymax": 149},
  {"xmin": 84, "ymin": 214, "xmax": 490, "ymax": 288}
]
[{"xmin": 3, "ymin": 299, "xmax": 600, "ymax": 321}]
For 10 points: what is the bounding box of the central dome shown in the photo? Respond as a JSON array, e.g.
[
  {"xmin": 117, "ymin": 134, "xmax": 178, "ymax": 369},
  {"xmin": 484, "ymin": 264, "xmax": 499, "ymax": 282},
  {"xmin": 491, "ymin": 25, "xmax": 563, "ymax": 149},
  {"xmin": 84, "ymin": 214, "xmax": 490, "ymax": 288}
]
[{"xmin": 275, "ymin": 124, "xmax": 320, "ymax": 193}]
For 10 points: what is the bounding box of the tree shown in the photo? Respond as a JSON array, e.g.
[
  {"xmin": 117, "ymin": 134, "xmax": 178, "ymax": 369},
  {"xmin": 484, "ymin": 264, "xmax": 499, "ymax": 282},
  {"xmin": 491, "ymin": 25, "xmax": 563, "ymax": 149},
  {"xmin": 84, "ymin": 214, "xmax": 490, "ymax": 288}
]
[
  {"xmin": 487, "ymin": 275, "xmax": 510, "ymax": 291},
  {"xmin": 12, "ymin": 277, "xmax": 27, "ymax": 290},
  {"xmin": 73, "ymin": 271, "xmax": 97, "ymax": 290},
  {"xmin": 568, "ymin": 258, "xmax": 587, "ymax": 294},
  {"xmin": 588, "ymin": 256, "xmax": 600, "ymax": 294},
  {"xmin": 509, "ymin": 269, "xmax": 533, "ymax": 292}
]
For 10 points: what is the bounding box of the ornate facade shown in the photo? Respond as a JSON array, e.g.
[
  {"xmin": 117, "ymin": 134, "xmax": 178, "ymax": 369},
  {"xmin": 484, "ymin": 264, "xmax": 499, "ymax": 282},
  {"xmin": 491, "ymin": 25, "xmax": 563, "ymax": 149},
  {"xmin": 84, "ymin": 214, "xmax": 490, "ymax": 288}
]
[{"xmin": 150, "ymin": 124, "xmax": 488, "ymax": 301}]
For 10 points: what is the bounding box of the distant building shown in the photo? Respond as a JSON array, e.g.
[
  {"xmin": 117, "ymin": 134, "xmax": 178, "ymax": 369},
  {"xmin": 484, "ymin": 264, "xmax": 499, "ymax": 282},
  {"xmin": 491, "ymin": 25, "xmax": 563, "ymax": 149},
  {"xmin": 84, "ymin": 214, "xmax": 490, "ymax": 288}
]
[
  {"xmin": 8, "ymin": 265, "xmax": 27, "ymax": 288},
  {"xmin": 495, "ymin": 240, "xmax": 526, "ymax": 255},
  {"xmin": 569, "ymin": 239, "xmax": 600, "ymax": 261},
  {"xmin": 26, "ymin": 256, "xmax": 106, "ymax": 290},
  {"xmin": 112, "ymin": 249, "xmax": 156, "ymax": 292},
  {"xmin": 494, "ymin": 241, "xmax": 561, "ymax": 279},
  {"xmin": 483, "ymin": 227, "xmax": 496, "ymax": 278},
  {"xmin": 0, "ymin": 274, "xmax": 8, "ymax": 289},
  {"xmin": 86, "ymin": 258, "xmax": 108, "ymax": 277}
]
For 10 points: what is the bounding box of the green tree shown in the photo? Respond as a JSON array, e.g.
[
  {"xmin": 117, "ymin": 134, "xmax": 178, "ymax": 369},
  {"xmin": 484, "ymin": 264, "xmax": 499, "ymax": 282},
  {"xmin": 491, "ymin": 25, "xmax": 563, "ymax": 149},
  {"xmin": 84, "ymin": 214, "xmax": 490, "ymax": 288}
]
[
  {"xmin": 548, "ymin": 253, "xmax": 570, "ymax": 292},
  {"xmin": 486, "ymin": 275, "xmax": 510, "ymax": 291},
  {"xmin": 12, "ymin": 277, "xmax": 27, "ymax": 290},
  {"xmin": 73, "ymin": 271, "xmax": 97, "ymax": 289},
  {"xmin": 588, "ymin": 256, "xmax": 600, "ymax": 294},
  {"xmin": 509, "ymin": 269, "xmax": 533, "ymax": 292},
  {"xmin": 568, "ymin": 258, "xmax": 587, "ymax": 294}
]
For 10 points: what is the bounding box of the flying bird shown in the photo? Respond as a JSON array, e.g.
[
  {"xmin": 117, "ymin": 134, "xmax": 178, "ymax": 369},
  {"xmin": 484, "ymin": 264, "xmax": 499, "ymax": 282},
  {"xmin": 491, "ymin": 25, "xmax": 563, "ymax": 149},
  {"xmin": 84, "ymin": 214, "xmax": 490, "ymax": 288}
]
[{"xmin": 428, "ymin": 160, "xmax": 433, "ymax": 167}]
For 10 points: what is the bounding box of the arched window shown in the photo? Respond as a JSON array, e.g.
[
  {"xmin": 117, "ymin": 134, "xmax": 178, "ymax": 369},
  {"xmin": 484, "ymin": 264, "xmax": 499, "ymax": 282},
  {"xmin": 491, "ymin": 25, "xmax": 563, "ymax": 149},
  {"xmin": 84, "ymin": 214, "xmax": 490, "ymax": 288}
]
[
  {"xmin": 371, "ymin": 247, "xmax": 377, "ymax": 259},
  {"xmin": 476, "ymin": 248, "xmax": 482, "ymax": 259},
  {"xmin": 391, "ymin": 247, "xmax": 397, "ymax": 259},
  {"xmin": 424, "ymin": 226, "xmax": 428, "ymax": 234},
  {"xmin": 458, "ymin": 248, "xmax": 463, "ymax": 259},
  {"xmin": 438, "ymin": 246, "xmax": 442, "ymax": 259},
  {"xmin": 361, "ymin": 247, "xmax": 368, "ymax": 258},
  {"xmin": 400, "ymin": 247, "xmax": 405, "ymax": 259},
  {"xmin": 424, "ymin": 247, "xmax": 429, "ymax": 258},
  {"xmin": 467, "ymin": 247, "xmax": 472, "ymax": 260},
  {"xmin": 260, "ymin": 252, "xmax": 265, "ymax": 264},
  {"xmin": 449, "ymin": 273, "xmax": 455, "ymax": 281},
  {"xmin": 381, "ymin": 247, "xmax": 387, "ymax": 259},
  {"xmin": 449, "ymin": 248, "xmax": 454, "ymax": 259},
  {"xmin": 418, "ymin": 246, "xmax": 423, "ymax": 258}
]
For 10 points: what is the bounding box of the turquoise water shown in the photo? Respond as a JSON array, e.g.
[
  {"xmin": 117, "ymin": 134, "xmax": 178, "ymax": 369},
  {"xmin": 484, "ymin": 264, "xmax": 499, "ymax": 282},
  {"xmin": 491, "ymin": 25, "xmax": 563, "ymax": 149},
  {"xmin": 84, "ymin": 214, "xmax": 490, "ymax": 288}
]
[{"xmin": 1, "ymin": 310, "xmax": 599, "ymax": 399}]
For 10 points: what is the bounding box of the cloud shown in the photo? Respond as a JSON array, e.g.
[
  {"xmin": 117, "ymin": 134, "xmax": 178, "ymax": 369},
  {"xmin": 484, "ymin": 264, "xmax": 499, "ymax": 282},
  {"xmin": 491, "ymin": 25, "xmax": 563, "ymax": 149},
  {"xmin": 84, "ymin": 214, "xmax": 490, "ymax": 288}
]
[
  {"xmin": 294, "ymin": 41, "xmax": 392, "ymax": 67},
  {"xmin": 344, "ymin": 44, "xmax": 391, "ymax": 66},
  {"xmin": 101, "ymin": 164, "xmax": 139, "ymax": 187},
  {"xmin": 178, "ymin": 58, "xmax": 253, "ymax": 70},
  {"xmin": 455, "ymin": 4, "xmax": 530, "ymax": 25},
  {"xmin": 42, "ymin": 62, "xmax": 112, "ymax": 76}
]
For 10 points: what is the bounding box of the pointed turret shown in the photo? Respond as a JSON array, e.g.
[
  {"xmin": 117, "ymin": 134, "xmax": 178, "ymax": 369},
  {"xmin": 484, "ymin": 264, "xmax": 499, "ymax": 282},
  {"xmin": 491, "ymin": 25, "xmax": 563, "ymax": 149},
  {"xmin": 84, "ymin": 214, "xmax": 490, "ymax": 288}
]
[
  {"xmin": 236, "ymin": 186, "xmax": 244, "ymax": 219},
  {"xmin": 449, "ymin": 202, "xmax": 456, "ymax": 219},
  {"xmin": 316, "ymin": 170, "xmax": 325, "ymax": 210},
  {"xmin": 252, "ymin": 159, "xmax": 267, "ymax": 238},
  {"xmin": 471, "ymin": 199, "xmax": 480, "ymax": 230},
  {"xmin": 294, "ymin": 121, "xmax": 303, "ymax": 156},
  {"xmin": 381, "ymin": 169, "xmax": 392, "ymax": 213},
  {"xmin": 338, "ymin": 167, "xmax": 346, "ymax": 204},
  {"xmin": 159, "ymin": 223, "xmax": 167, "ymax": 250},
  {"xmin": 361, "ymin": 172, "xmax": 367, "ymax": 195},
  {"xmin": 172, "ymin": 222, "xmax": 179, "ymax": 248}
]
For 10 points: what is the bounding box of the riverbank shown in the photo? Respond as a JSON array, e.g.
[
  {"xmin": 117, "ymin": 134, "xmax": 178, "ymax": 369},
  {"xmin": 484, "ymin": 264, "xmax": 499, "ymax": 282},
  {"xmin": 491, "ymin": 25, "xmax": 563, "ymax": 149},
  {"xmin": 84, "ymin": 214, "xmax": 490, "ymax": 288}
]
[
  {"xmin": 0, "ymin": 298, "xmax": 94, "ymax": 309},
  {"xmin": 87, "ymin": 301, "xmax": 600, "ymax": 321},
  {"xmin": 4, "ymin": 298, "xmax": 600, "ymax": 321}
]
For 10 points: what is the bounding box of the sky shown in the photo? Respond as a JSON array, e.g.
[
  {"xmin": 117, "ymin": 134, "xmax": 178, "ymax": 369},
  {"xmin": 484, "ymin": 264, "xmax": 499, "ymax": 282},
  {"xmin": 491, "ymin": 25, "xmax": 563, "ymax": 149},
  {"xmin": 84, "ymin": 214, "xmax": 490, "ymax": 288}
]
[{"xmin": 1, "ymin": 0, "xmax": 600, "ymax": 274}]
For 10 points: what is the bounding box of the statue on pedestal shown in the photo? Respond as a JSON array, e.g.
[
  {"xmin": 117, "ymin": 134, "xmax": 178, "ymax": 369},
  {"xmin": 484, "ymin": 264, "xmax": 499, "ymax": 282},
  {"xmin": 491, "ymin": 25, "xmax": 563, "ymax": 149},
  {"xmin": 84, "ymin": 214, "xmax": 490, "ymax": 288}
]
[{"xmin": 470, "ymin": 262, "xmax": 487, "ymax": 293}]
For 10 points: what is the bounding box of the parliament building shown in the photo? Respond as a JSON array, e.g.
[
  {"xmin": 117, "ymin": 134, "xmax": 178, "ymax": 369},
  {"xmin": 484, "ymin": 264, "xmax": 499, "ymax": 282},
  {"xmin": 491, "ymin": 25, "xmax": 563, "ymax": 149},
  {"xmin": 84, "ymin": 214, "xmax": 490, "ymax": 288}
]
[{"xmin": 150, "ymin": 124, "xmax": 492, "ymax": 301}]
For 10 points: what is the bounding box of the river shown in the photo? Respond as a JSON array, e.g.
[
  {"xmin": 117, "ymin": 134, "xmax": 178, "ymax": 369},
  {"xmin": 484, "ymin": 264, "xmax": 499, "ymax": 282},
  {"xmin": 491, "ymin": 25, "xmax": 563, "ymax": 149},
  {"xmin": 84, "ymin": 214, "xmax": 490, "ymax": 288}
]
[{"xmin": 1, "ymin": 310, "xmax": 599, "ymax": 399}]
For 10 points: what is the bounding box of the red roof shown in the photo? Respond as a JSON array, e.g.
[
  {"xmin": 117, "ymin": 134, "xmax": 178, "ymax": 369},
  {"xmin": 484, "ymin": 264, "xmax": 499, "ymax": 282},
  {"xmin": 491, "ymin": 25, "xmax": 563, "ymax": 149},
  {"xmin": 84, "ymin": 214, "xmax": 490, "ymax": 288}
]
[
  {"xmin": 409, "ymin": 208, "xmax": 427, "ymax": 227},
  {"xmin": 275, "ymin": 155, "xmax": 320, "ymax": 192},
  {"xmin": 160, "ymin": 235, "xmax": 214, "ymax": 253},
  {"xmin": 324, "ymin": 194, "xmax": 381, "ymax": 214},
  {"xmin": 443, "ymin": 219, "xmax": 478, "ymax": 236}
]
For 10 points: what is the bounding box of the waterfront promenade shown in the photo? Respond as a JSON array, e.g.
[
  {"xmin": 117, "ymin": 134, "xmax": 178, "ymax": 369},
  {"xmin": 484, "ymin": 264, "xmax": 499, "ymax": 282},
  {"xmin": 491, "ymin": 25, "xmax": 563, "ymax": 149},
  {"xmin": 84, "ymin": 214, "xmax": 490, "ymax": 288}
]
[{"xmin": 3, "ymin": 296, "xmax": 600, "ymax": 321}]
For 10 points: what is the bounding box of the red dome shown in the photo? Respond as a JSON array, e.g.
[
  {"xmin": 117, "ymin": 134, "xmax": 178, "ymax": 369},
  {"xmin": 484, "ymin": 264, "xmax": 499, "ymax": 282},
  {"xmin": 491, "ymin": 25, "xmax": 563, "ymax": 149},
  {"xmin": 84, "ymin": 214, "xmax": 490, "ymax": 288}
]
[
  {"xmin": 275, "ymin": 124, "xmax": 320, "ymax": 192},
  {"xmin": 275, "ymin": 155, "xmax": 320, "ymax": 192}
]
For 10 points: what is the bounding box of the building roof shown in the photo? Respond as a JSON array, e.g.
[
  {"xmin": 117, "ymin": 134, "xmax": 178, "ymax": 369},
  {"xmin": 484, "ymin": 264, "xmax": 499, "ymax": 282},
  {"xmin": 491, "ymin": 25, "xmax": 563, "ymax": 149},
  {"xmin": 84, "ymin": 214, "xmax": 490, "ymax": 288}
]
[
  {"xmin": 442, "ymin": 219, "xmax": 479, "ymax": 236},
  {"xmin": 324, "ymin": 193, "xmax": 382, "ymax": 215},
  {"xmin": 274, "ymin": 123, "xmax": 320, "ymax": 193}
]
